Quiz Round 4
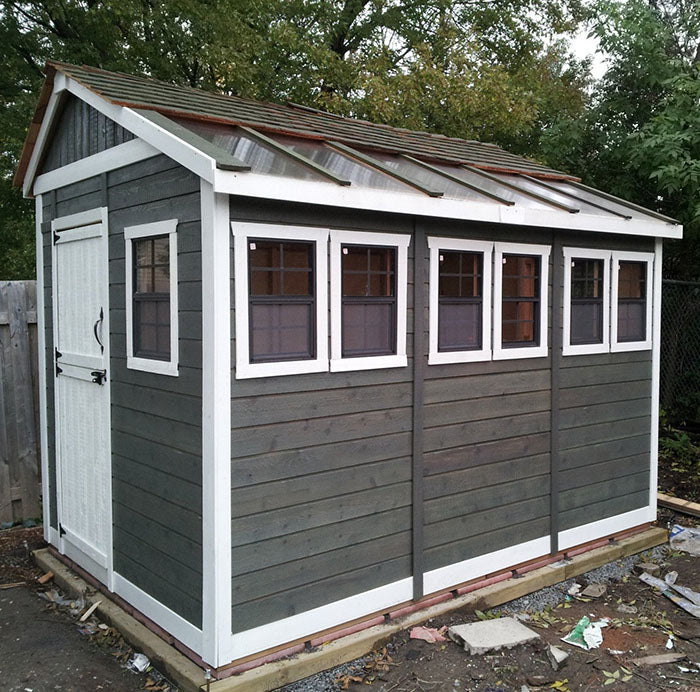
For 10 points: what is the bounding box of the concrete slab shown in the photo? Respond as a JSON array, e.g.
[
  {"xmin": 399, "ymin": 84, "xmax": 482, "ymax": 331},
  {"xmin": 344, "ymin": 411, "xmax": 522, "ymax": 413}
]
[
  {"xmin": 448, "ymin": 617, "xmax": 541, "ymax": 655},
  {"xmin": 547, "ymin": 645, "xmax": 569, "ymax": 671}
]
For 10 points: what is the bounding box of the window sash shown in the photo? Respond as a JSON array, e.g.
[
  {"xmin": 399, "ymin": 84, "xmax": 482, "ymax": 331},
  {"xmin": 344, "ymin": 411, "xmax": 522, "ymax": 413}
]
[{"xmin": 501, "ymin": 254, "xmax": 540, "ymax": 347}]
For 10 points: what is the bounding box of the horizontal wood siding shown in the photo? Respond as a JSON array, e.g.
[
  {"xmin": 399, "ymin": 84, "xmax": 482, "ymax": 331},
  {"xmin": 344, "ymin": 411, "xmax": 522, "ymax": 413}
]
[
  {"xmin": 230, "ymin": 201, "xmax": 414, "ymax": 633},
  {"xmin": 422, "ymin": 225, "xmax": 554, "ymax": 574},
  {"xmin": 40, "ymin": 95, "xmax": 134, "ymax": 174},
  {"xmin": 107, "ymin": 154, "xmax": 203, "ymax": 628},
  {"xmin": 558, "ymin": 350, "xmax": 652, "ymax": 531}
]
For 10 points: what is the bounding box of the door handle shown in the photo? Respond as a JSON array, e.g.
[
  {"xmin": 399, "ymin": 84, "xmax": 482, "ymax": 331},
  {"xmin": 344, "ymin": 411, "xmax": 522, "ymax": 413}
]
[
  {"xmin": 93, "ymin": 307, "xmax": 104, "ymax": 354},
  {"xmin": 91, "ymin": 369, "xmax": 107, "ymax": 385}
]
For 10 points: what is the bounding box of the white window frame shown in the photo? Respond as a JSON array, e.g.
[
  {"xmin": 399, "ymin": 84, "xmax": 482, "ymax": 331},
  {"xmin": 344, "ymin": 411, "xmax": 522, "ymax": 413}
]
[
  {"xmin": 124, "ymin": 219, "xmax": 179, "ymax": 376},
  {"xmin": 562, "ymin": 248, "xmax": 611, "ymax": 356},
  {"xmin": 611, "ymin": 250, "xmax": 654, "ymax": 352},
  {"xmin": 427, "ymin": 237, "xmax": 492, "ymax": 365},
  {"xmin": 330, "ymin": 230, "xmax": 410, "ymax": 372},
  {"xmin": 231, "ymin": 222, "xmax": 329, "ymax": 379},
  {"xmin": 493, "ymin": 241, "xmax": 551, "ymax": 360}
]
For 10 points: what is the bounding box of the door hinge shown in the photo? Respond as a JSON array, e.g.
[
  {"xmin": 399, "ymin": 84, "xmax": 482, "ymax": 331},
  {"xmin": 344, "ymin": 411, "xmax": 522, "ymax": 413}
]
[
  {"xmin": 55, "ymin": 347, "xmax": 62, "ymax": 376},
  {"xmin": 90, "ymin": 369, "xmax": 107, "ymax": 385},
  {"xmin": 59, "ymin": 524, "xmax": 66, "ymax": 537},
  {"xmin": 53, "ymin": 230, "xmax": 61, "ymax": 244}
]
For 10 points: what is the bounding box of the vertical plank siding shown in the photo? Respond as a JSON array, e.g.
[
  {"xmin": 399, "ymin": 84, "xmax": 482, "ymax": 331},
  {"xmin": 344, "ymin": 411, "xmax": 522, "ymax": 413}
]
[
  {"xmin": 40, "ymin": 95, "xmax": 134, "ymax": 174},
  {"xmin": 0, "ymin": 282, "xmax": 40, "ymax": 523}
]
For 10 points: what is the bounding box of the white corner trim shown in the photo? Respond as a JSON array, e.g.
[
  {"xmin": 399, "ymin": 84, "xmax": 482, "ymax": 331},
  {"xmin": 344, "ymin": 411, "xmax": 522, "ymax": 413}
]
[
  {"xmin": 33, "ymin": 139, "xmax": 158, "ymax": 195},
  {"xmin": 557, "ymin": 506, "xmax": 652, "ymax": 551},
  {"xmin": 423, "ymin": 535, "xmax": 550, "ymax": 595},
  {"xmin": 35, "ymin": 195, "xmax": 50, "ymax": 542},
  {"xmin": 224, "ymin": 577, "xmax": 413, "ymax": 661},
  {"xmin": 562, "ymin": 247, "xmax": 611, "ymax": 356},
  {"xmin": 649, "ymin": 239, "xmax": 663, "ymax": 515},
  {"xmin": 610, "ymin": 250, "xmax": 654, "ymax": 352},
  {"xmin": 231, "ymin": 221, "xmax": 329, "ymax": 379},
  {"xmin": 112, "ymin": 572, "xmax": 203, "ymax": 655},
  {"xmin": 329, "ymin": 229, "xmax": 411, "ymax": 372},
  {"xmin": 493, "ymin": 242, "xmax": 551, "ymax": 361},
  {"xmin": 214, "ymin": 170, "xmax": 683, "ymax": 240},
  {"xmin": 201, "ymin": 182, "xmax": 232, "ymax": 668},
  {"xmin": 124, "ymin": 219, "xmax": 179, "ymax": 377},
  {"xmin": 427, "ymin": 236, "xmax": 493, "ymax": 365},
  {"xmin": 63, "ymin": 77, "xmax": 217, "ymax": 184}
]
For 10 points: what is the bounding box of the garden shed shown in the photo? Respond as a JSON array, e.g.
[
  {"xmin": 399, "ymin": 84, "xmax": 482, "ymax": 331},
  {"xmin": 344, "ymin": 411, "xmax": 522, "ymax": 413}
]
[{"xmin": 15, "ymin": 61, "xmax": 682, "ymax": 675}]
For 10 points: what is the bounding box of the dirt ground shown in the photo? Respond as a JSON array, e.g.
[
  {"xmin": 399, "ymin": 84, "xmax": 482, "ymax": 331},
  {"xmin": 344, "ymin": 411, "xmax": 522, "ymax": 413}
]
[
  {"xmin": 283, "ymin": 544, "xmax": 700, "ymax": 692},
  {"xmin": 0, "ymin": 526, "xmax": 175, "ymax": 692}
]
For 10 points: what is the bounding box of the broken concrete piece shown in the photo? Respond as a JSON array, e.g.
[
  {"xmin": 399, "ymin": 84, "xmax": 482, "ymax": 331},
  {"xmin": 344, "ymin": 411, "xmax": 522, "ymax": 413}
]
[
  {"xmin": 616, "ymin": 603, "xmax": 638, "ymax": 614},
  {"xmin": 547, "ymin": 645, "xmax": 569, "ymax": 671},
  {"xmin": 631, "ymin": 653, "xmax": 686, "ymax": 666},
  {"xmin": 409, "ymin": 625, "xmax": 447, "ymax": 643},
  {"xmin": 634, "ymin": 562, "xmax": 660, "ymax": 576},
  {"xmin": 581, "ymin": 583, "xmax": 607, "ymax": 598},
  {"xmin": 448, "ymin": 617, "xmax": 540, "ymax": 655}
]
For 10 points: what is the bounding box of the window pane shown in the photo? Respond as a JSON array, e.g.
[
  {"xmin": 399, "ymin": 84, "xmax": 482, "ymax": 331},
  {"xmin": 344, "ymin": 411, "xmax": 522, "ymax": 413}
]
[
  {"xmin": 138, "ymin": 324, "xmax": 157, "ymax": 353},
  {"xmin": 153, "ymin": 264, "xmax": 170, "ymax": 292},
  {"xmin": 249, "ymin": 240, "xmax": 313, "ymax": 297},
  {"xmin": 250, "ymin": 270, "xmax": 279, "ymax": 295},
  {"xmin": 438, "ymin": 302, "xmax": 480, "ymax": 351},
  {"xmin": 342, "ymin": 303, "xmax": 394, "ymax": 356},
  {"xmin": 342, "ymin": 246, "xmax": 368, "ymax": 272},
  {"xmin": 284, "ymin": 243, "xmax": 312, "ymax": 269},
  {"xmin": 152, "ymin": 237, "xmax": 169, "ymax": 265},
  {"xmin": 572, "ymin": 302, "xmax": 603, "ymax": 344},
  {"xmin": 572, "ymin": 259, "xmax": 603, "ymax": 298},
  {"xmin": 618, "ymin": 301, "xmax": 645, "ymax": 342},
  {"xmin": 503, "ymin": 255, "xmax": 538, "ymax": 298},
  {"xmin": 249, "ymin": 241, "xmax": 280, "ymax": 269},
  {"xmin": 502, "ymin": 254, "xmax": 540, "ymax": 346},
  {"xmin": 439, "ymin": 251, "xmax": 482, "ymax": 298},
  {"xmin": 283, "ymin": 270, "xmax": 312, "ymax": 295},
  {"xmin": 135, "ymin": 239, "xmax": 152, "ymax": 266},
  {"xmin": 342, "ymin": 246, "xmax": 395, "ymax": 297},
  {"xmin": 157, "ymin": 325, "xmax": 170, "ymax": 353},
  {"xmin": 619, "ymin": 261, "xmax": 645, "ymax": 298},
  {"xmin": 136, "ymin": 266, "xmax": 153, "ymax": 293},
  {"xmin": 439, "ymin": 275, "xmax": 460, "ymax": 297},
  {"xmin": 250, "ymin": 303, "xmax": 313, "ymax": 361}
]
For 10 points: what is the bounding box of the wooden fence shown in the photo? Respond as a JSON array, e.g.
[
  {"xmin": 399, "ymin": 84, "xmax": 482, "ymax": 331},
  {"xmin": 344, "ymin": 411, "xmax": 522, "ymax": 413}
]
[{"xmin": 0, "ymin": 281, "xmax": 41, "ymax": 524}]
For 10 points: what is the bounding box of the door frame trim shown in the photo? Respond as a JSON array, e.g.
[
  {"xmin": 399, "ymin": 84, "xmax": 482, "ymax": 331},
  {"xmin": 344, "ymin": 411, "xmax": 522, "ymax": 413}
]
[{"xmin": 51, "ymin": 205, "xmax": 114, "ymax": 591}]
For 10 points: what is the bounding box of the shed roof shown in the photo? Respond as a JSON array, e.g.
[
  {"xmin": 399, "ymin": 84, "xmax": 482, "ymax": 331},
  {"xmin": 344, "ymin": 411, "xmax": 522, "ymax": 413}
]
[{"xmin": 16, "ymin": 61, "xmax": 682, "ymax": 238}]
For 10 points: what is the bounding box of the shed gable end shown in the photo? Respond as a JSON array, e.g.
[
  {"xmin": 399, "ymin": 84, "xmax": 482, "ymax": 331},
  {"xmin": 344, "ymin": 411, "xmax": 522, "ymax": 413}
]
[{"xmin": 39, "ymin": 94, "xmax": 134, "ymax": 174}]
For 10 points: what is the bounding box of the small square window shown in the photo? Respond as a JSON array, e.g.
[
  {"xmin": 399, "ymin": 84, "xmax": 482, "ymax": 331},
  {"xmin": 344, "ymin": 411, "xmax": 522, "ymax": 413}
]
[{"xmin": 124, "ymin": 220, "xmax": 178, "ymax": 376}]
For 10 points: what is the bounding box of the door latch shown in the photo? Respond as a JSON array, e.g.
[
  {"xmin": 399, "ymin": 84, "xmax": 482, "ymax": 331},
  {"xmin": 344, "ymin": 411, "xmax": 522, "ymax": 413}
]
[{"xmin": 91, "ymin": 369, "xmax": 107, "ymax": 385}]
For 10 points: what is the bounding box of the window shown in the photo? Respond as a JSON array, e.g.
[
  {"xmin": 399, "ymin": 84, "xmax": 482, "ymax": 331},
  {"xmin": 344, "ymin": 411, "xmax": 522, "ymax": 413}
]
[
  {"xmin": 611, "ymin": 251, "xmax": 653, "ymax": 351},
  {"xmin": 331, "ymin": 230, "xmax": 410, "ymax": 371},
  {"xmin": 232, "ymin": 222, "xmax": 328, "ymax": 378},
  {"xmin": 493, "ymin": 242, "xmax": 550, "ymax": 360},
  {"xmin": 428, "ymin": 237, "xmax": 492, "ymax": 364},
  {"xmin": 124, "ymin": 219, "xmax": 178, "ymax": 376},
  {"xmin": 562, "ymin": 248, "xmax": 610, "ymax": 356}
]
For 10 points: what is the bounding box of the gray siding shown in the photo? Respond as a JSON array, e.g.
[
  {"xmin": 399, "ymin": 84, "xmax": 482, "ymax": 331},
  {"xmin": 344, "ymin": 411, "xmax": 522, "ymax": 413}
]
[
  {"xmin": 108, "ymin": 155, "xmax": 203, "ymax": 628},
  {"xmin": 40, "ymin": 95, "xmax": 134, "ymax": 174},
  {"xmin": 230, "ymin": 202, "xmax": 414, "ymax": 633},
  {"xmin": 41, "ymin": 153, "xmax": 203, "ymax": 628},
  {"xmin": 421, "ymin": 223, "xmax": 553, "ymax": 574}
]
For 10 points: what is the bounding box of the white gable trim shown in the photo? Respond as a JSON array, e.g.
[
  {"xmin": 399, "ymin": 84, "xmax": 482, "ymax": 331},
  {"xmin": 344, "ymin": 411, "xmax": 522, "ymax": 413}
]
[{"xmin": 23, "ymin": 73, "xmax": 218, "ymax": 196}]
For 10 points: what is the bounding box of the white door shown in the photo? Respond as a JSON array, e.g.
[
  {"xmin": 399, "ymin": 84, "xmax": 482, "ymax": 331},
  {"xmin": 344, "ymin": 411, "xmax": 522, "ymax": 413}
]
[{"xmin": 52, "ymin": 207, "xmax": 112, "ymax": 586}]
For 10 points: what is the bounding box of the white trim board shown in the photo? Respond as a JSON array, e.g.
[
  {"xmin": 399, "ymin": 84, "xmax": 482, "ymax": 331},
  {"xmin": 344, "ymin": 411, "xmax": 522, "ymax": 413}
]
[
  {"xmin": 214, "ymin": 170, "xmax": 682, "ymax": 240},
  {"xmin": 201, "ymin": 182, "xmax": 232, "ymax": 667},
  {"xmin": 113, "ymin": 572, "xmax": 203, "ymax": 656},
  {"xmin": 224, "ymin": 577, "xmax": 414, "ymax": 661},
  {"xmin": 557, "ymin": 506, "xmax": 652, "ymax": 551},
  {"xmin": 561, "ymin": 247, "xmax": 611, "ymax": 356},
  {"xmin": 427, "ymin": 236, "xmax": 492, "ymax": 365},
  {"xmin": 124, "ymin": 219, "xmax": 179, "ymax": 377},
  {"xmin": 34, "ymin": 139, "xmax": 158, "ymax": 195},
  {"xmin": 231, "ymin": 222, "xmax": 330, "ymax": 379},
  {"xmin": 649, "ymin": 239, "xmax": 663, "ymax": 516}
]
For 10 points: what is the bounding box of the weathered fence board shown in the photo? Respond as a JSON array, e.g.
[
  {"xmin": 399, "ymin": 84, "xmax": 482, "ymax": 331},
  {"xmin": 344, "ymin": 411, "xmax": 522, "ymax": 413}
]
[{"xmin": 0, "ymin": 281, "xmax": 41, "ymax": 523}]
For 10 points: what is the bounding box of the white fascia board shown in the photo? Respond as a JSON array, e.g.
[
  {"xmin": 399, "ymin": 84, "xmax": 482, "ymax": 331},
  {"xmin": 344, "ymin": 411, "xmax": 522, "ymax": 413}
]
[
  {"xmin": 63, "ymin": 77, "xmax": 217, "ymax": 184},
  {"xmin": 214, "ymin": 169, "xmax": 683, "ymax": 239},
  {"xmin": 34, "ymin": 139, "xmax": 158, "ymax": 195}
]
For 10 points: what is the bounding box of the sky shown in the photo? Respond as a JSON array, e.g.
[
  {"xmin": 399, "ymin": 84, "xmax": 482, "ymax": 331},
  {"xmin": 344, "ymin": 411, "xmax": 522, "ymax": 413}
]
[{"xmin": 570, "ymin": 27, "xmax": 608, "ymax": 80}]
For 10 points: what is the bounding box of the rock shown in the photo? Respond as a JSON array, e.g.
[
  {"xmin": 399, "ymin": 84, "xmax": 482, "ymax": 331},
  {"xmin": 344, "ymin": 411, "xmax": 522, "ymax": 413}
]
[
  {"xmin": 581, "ymin": 583, "xmax": 607, "ymax": 598},
  {"xmin": 634, "ymin": 562, "xmax": 660, "ymax": 577},
  {"xmin": 448, "ymin": 618, "xmax": 541, "ymax": 655},
  {"xmin": 616, "ymin": 603, "xmax": 638, "ymax": 614},
  {"xmin": 527, "ymin": 674, "xmax": 556, "ymax": 686},
  {"xmin": 547, "ymin": 645, "xmax": 569, "ymax": 671}
]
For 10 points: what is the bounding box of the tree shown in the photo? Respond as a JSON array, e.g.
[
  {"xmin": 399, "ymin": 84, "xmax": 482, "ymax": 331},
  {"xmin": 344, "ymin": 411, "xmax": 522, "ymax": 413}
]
[
  {"xmin": 542, "ymin": 0, "xmax": 700, "ymax": 278},
  {"xmin": 0, "ymin": 0, "xmax": 588, "ymax": 278}
]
